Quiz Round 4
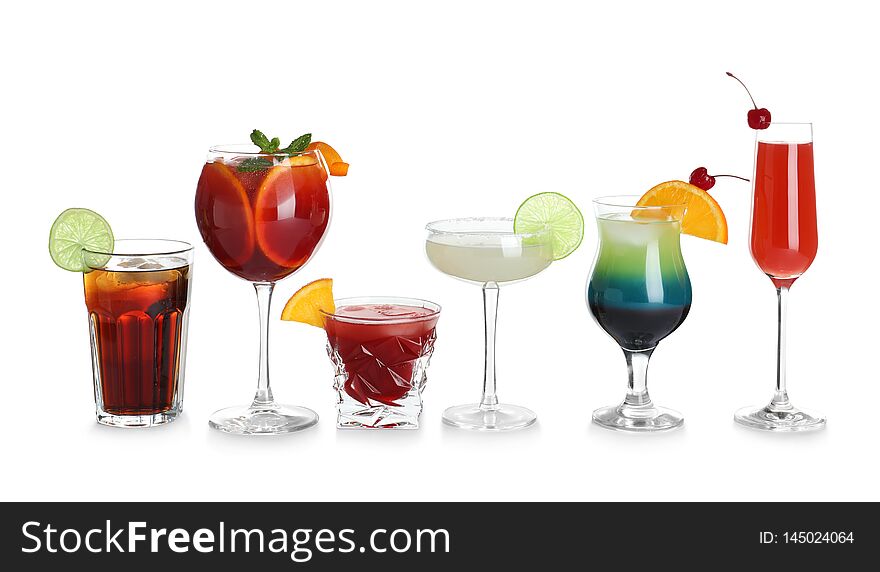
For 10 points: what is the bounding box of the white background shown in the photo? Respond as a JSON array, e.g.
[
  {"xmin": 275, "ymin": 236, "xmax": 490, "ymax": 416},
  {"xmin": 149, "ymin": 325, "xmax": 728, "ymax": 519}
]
[{"xmin": 2, "ymin": 0, "xmax": 877, "ymax": 501}]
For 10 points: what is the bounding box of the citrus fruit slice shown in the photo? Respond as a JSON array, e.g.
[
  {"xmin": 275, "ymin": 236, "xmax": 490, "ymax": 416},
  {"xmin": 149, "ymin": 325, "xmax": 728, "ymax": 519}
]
[
  {"xmin": 284, "ymin": 155, "xmax": 318, "ymax": 167},
  {"xmin": 306, "ymin": 141, "xmax": 349, "ymax": 176},
  {"xmin": 637, "ymin": 180, "xmax": 728, "ymax": 243},
  {"xmin": 195, "ymin": 161, "xmax": 255, "ymax": 264},
  {"xmin": 280, "ymin": 278, "xmax": 335, "ymax": 327},
  {"xmin": 514, "ymin": 192, "xmax": 585, "ymax": 260},
  {"xmin": 48, "ymin": 208, "xmax": 114, "ymax": 272},
  {"xmin": 254, "ymin": 163, "xmax": 328, "ymax": 268},
  {"xmin": 329, "ymin": 162, "xmax": 349, "ymax": 176}
]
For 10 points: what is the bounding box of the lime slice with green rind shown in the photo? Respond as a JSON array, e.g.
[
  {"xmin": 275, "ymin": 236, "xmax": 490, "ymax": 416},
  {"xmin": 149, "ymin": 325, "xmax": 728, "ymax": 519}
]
[
  {"xmin": 49, "ymin": 208, "xmax": 114, "ymax": 272},
  {"xmin": 514, "ymin": 192, "xmax": 584, "ymax": 260}
]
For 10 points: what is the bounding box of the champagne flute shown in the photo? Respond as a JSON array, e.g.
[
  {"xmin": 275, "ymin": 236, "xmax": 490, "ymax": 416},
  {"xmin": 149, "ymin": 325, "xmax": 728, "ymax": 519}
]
[{"xmin": 735, "ymin": 122, "xmax": 825, "ymax": 431}]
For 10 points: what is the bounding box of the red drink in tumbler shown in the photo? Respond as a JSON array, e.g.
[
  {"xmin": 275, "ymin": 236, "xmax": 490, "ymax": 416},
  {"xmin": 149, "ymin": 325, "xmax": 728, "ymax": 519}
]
[
  {"xmin": 323, "ymin": 300, "xmax": 441, "ymax": 429},
  {"xmin": 85, "ymin": 266, "xmax": 190, "ymax": 415}
]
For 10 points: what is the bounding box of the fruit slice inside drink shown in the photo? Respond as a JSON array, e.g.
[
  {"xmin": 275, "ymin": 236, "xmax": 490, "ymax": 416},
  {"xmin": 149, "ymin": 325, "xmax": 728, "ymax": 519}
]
[{"xmin": 195, "ymin": 155, "xmax": 330, "ymax": 282}]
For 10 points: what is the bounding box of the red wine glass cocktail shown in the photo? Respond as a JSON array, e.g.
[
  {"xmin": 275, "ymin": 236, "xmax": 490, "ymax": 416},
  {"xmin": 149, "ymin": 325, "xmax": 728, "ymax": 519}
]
[{"xmin": 195, "ymin": 144, "xmax": 331, "ymax": 434}]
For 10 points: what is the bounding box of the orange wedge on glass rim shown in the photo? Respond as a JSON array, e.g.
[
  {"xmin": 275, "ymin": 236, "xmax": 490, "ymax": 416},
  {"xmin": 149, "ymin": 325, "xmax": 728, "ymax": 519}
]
[
  {"xmin": 636, "ymin": 180, "xmax": 728, "ymax": 244},
  {"xmin": 306, "ymin": 141, "xmax": 349, "ymax": 176},
  {"xmin": 280, "ymin": 278, "xmax": 335, "ymax": 328}
]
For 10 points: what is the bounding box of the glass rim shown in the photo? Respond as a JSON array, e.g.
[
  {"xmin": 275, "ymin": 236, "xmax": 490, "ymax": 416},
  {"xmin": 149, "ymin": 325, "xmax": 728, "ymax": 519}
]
[
  {"xmin": 320, "ymin": 296, "xmax": 442, "ymax": 324},
  {"xmin": 756, "ymin": 122, "xmax": 813, "ymax": 143},
  {"xmin": 592, "ymin": 195, "xmax": 687, "ymax": 209},
  {"xmin": 208, "ymin": 143, "xmax": 317, "ymax": 157},
  {"xmin": 82, "ymin": 238, "xmax": 193, "ymax": 257},
  {"xmin": 425, "ymin": 217, "xmax": 550, "ymax": 238}
]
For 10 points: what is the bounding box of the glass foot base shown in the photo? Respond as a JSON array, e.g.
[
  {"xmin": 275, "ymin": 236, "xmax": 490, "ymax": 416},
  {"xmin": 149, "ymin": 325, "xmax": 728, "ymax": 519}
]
[
  {"xmin": 337, "ymin": 407, "xmax": 420, "ymax": 429},
  {"xmin": 97, "ymin": 408, "xmax": 180, "ymax": 428},
  {"xmin": 442, "ymin": 403, "xmax": 537, "ymax": 431},
  {"xmin": 209, "ymin": 403, "xmax": 318, "ymax": 435},
  {"xmin": 592, "ymin": 403, "xmax": 684, "ymax": 432},
  {"xmin": 734, "ymin": 403, "xmax": 826, "ymax": 432}
]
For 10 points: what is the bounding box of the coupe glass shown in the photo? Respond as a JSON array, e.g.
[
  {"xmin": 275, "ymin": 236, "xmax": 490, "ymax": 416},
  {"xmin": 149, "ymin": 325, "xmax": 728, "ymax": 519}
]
[
  {"xmin": 587, "ymin": 197, "xmax": 691, "ymax": 432},
  {"xmin": 734, "ymin": 123, "xmax": 825, "ymax": 431},
  {"xmin": 426, "ymin": 218, "xmax": 553, "ymax": 431},
  {"xmin": 195, "ymin": 144, "xmax": 331, "ymax": 435}
]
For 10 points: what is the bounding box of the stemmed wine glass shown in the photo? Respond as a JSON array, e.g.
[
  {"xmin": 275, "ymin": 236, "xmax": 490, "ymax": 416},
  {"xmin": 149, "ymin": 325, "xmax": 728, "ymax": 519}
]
[
  {"xmin": 734, "ymin": 122, "xmax": 825, "ymax": 431},
  {"xmin": 587, "ymin": 197, "xmax": 691, "ymax": 432},
  {"xmin": 195, "ymin": 145, "xmax": 331, "ymax": 435},
  {"xmin": 426, "ymin": 218, "xmax": 553, "ymax": 431}
]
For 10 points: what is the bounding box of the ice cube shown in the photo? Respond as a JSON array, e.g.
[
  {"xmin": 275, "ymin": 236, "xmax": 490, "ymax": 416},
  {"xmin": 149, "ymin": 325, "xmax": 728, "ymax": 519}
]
[
  {"xmin": 165, "ymin": 256, "xmax": 188, "ymax": 269},
  {"xmin": 376, "ymin": 305, "xmax": 421, "ymax": 318}
]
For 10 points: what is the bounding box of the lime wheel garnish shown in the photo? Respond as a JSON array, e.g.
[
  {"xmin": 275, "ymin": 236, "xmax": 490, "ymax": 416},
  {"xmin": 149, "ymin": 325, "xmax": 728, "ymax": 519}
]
[
  {"xmin": 514, "ymin": 192, "xmax": 585, "ymax": 260},
  {"xmin": 48, "ymin": 208, "xmax": 114, "ymax": 272}
]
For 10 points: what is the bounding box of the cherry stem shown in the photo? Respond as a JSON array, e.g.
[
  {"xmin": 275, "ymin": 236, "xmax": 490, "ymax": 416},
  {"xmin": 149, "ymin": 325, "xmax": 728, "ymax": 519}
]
[
  {"xmin": 712, "ymin": 173, "xmax": 750, "ymax": 182},
  {"xmin": 726, "ymin": 72, "xmax": 757, "ymax": 109}
]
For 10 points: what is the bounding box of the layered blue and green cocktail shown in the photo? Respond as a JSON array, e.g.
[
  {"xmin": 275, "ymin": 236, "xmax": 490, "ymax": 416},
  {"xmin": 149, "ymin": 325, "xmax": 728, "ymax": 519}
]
[
  {"xmin": 588, "ymin": 213, "xmax": 691, "ymax": 350},
  {"xmin": 587, "ymin": 198, "xmax": 692, "ymax": 433}
]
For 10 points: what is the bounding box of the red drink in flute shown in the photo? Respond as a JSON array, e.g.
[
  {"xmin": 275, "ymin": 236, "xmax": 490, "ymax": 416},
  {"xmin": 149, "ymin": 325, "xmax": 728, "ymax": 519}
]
[
  {"xmin": 736, "ymin": 123, "xmax": 825, "ymax": 431},
  {"xmin": 750, "ymin": 141, "xmax": 818, "ymax": 288}
]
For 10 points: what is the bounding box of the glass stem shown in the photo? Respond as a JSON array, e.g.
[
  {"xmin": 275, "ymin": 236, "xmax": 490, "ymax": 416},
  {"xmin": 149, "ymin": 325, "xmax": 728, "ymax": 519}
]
[
  {"xmin": 623, "ymin": 348, "xmax": 654, "ymax": 408},
  {"xmin": 771, "ymin": 286, "xmax": 790, "ymax": 408},
  {"xmin": 480, "ymin": 282, "xmax": 500, "ymax": 410},
  {"xmin": 251, "ymin": 282, "xmax": 276, "ymax": 409}
]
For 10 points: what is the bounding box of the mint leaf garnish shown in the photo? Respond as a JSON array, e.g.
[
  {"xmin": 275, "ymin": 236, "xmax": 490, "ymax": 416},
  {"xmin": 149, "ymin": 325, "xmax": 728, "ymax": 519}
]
[
  {"xmin": 237, "ymin": 157, "xmax": 273, "ymax": 172},
  {"xmin": 239, "ymin": 130, "xmax": 312, "ymax": 172},
  {"xmin": 250, "ymin": 130, "xmax": 272, "ymax": 153},
  {"xmin": 281, "ymin": 133, "xmax": 312, "ymax": 155}
]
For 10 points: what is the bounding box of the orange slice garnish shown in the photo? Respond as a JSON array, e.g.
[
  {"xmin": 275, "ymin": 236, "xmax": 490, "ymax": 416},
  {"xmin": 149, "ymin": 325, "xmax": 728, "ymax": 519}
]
[
  {"xmin": 637, "ymin": 180, "xmax": 728, "ymax": 243},
  {"xmin": 306, "ymin": 141, "xmax": 349, "ymax": 176},
  {"xmin": 195, "ymin": 161, "xmax": 255, "ymax": 263},
  {"xmin": 280, "ymin": 278, "xmax": 335, "ymax": 327},
  {"xmin": 329, "ymin": 162, "xmax": 349, "ymax": 176}
]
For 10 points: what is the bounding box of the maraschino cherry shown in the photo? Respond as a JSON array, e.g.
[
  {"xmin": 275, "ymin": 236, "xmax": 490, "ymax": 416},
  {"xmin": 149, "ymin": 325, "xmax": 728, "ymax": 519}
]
[
  {"xmin": 689, "ymin": 167, "xmax": 749, "ymax": 191},
  {"xmin": 727, "ymin": 72, "xmax": 771, "ymax": 130}
]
